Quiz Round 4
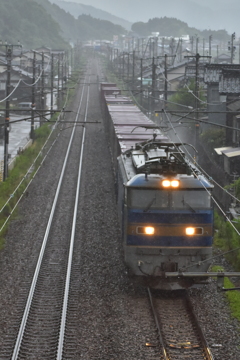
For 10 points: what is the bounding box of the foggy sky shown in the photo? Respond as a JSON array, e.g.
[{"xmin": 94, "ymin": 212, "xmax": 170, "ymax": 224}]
[{"xmin": 61, "ymin": 0, "xmax": 240, "ymax": 34}]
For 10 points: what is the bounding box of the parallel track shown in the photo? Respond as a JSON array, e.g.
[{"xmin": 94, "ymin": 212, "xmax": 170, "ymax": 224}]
[{"xmin": 10, "ymin": 69, "xmax": 91, "ymax": 359}]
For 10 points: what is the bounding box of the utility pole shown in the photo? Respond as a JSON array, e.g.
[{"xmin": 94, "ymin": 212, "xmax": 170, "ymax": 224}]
[
  {"xmin": 61, "ymin": 52, "xmax": 64, "ymax": 104},
  {"xmin": 41, "ymin": 52, "xmax": 45, "ymax": 126},
  {"xmin": 51, "ymin": 54, "xmax": 54, "ymax": 117},
  {"xmin": 148, "ymin": 54, "xmax": 175, "ymax": 109},
  {"xmin": 0, "ymin": 41, "xmax": 22, "ymax": 180},
  {"xmin": 184, "ymin": 53, "xmax": 211, "ymax": 147},
  {"xmin": 132, "ymin": 50, "xmax": 135, "ymax": 88},
  {"xmin": 4, "ymin": 47, "xmax": 11, "ymax": 180},
  {"xmin": 122, "ymin": 52, "xmax": 125, "ymax": 80},
  {"xmin": 151, "ymin": 57, "xmax": 156, "ymax": 111},
  {"xmin": 180, "ymin": 38, "xmax": 183, "ymax": 62},
  {"xmin": 127, "ymin": 52, "xmax": 130, "ymax": 84},
  {"xmin": 191, "ymin": 36, "xmax": 194, "ymax": 53},
  {"xmin": 162, "ymin": 37, "xmax": 165, "ymax": 56},
  {"xmin": 195, "ymin": 36, "xmax": 199, "ymax": 54},
  {"xmin": 209, "ymin": 35, "xmax": 212, "ymax": 57},
  {"xmin": 57, "ymin": 54, "xmax": 60, "ymax": 109},
  {"xmin": 70, "ymin": 47, "xmax": 73, "ymax": 74},
  {"xmin": 140, "ymin": 58, "xmax": 143, "ymax": 106},
  {"xmin": 30, "ymin": 51, "xmax": 36, "ymax": 140},
  {"xmin": 228, "ymin": 32, "xmax": 236, "ymax": 64},
  {"xmin": 164, "ymin": 54, "xmax": 168, "ymax": 105}
]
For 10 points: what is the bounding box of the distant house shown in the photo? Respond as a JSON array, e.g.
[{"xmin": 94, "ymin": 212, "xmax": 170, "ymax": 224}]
[
  {"xmin": 222, "ymin": 147, "xmax": 240, "ymax": 175},
  {"xmin": 35, "ymin": 46, "xmax": 52, "ymax": 55},
  {"xmin": 161, "ymin": 62, "xmax": 186, "ymax": 93},
  {"xmin": 203, "ymin": 64, "xmax": 240, "ymax": 132},
  {"xmin": 213, "ymin": 53, "xmax": 231, "ymax": 64},
  {"xmin": 225, "ymin": 98, "xmax": 240, "ymax": 147},
  {"xmin": 0, "ymin": 68, "xmax": 33, "ymax": 103}
]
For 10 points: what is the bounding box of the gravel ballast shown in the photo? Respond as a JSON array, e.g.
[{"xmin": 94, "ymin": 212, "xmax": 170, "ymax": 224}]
[{"xmin": 0, "ymin": 56, "xmax": 239, "ymax": 359}]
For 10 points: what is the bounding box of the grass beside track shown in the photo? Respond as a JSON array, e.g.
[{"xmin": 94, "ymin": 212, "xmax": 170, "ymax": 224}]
[
  {"xmin": 212, "ymin": 265, "xmax": 240, "ymax": 322},
  {"xmin": 0, "ymin": 65, "xmax": 85, "ymax": 249},
  {"xmin": 0, "ymin": 123, "xmax": 52, "ymax": 247}
]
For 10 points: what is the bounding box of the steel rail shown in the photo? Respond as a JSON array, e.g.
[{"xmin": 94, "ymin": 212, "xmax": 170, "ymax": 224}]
[
  {"xmin": 57, "ymin": 78, "xmax": 90, "ymax": 359},
  {"xmin": 185, "ymin": 293, "xmax": 215, "ymax": 360},
  {"xmin": 147, "ymin": 288, "xmax": 169, "ymax": 360},
  {"xmin": 11, "ymin": 72, "xmax": 88, "ymax": 360},
  {"xmin": 148, "ymin": 288, "xmax": 215, "ymax": 360}
]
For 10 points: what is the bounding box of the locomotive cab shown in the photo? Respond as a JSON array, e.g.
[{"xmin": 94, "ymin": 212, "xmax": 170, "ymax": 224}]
[{"xmin": 117, "ymin": 142, "xmax": 214, "ymax": 290}]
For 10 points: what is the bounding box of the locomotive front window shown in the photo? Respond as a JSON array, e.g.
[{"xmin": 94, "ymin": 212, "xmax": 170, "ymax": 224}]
[
  {"xmin": 129, "ymin": 189, "xmax": 168, "ymax": 209},
  {"xmin": 172, "ymin": 190, "xmax": 211, "ymax": 209}
]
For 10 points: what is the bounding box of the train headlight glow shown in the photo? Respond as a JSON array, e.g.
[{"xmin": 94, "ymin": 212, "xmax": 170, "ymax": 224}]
[
  {"xmin": 162, "ymin": 180, "xmax": 171, "ymax": 187},
  {"xmin": 186, "ymin": 227, "xmax": 195, "ymax": 235},
  {"xmin": 144, "ymin": 226, "xmax": 155, "ymax": 235},
  {"xmin": 171, "ymin": 180, "xmax": 180, "ymax": 188},
  {"xmin": 162, "ymin": 179, "xmax": 180, "ymax": 188}
]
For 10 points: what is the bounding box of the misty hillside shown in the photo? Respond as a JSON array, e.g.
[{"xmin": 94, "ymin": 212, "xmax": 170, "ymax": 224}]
[
  {"xmin": 0, "ymin": 0, "xmax": 128, "ymax": 50},
  {"xmin": 35, "ymin": 0, "xmax": 127, "ymax": 42},
  {"xmin": 132, "ymin": 17, "xmax": 229, "ymax": 41},
  {"xmin": 48, "ymin": 0, "xmax": 132, "ymax": 30},
  {"xmin": 0, "ymin": 0, "xmax": 69, "ymax": 49},
  {"xmin": 60, "ymin": 0, "xmax": 239, "ymax": 34}
]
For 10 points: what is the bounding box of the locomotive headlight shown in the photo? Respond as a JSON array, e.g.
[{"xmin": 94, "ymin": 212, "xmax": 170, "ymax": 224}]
[
  {"xmin": 186, "ymin": 227, "xmax": 195, "ymax": 235},
  {"xmin": 162, "ymin": 179, "xmax": 180, "ymax": 188},
  {"xmin": 171, "ymin": 180, "xmax": 180, "ymax": 188},
  {"xmin": 162, "ymin": 180, "xmax": 171, "ymax": 187},
  {"xmin": 144, "ymin": 226, "xmax": 155, "ymax": 235}
]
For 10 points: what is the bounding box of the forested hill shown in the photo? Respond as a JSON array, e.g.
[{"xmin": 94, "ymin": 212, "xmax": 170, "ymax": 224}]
[
  {"xmin": 132, "ymin": 17, "xmax": 229, "ymax": 41},
  {"xmin": 0, "ymin": 0, "xmax": 127, "ymax": 50},
  {"xmin": 0, "ymin": 0, "xmax": 69, "ymax": 49},
  {"xmin": 49, "ymin": 0, "xmax": 132, "ymax": 30},
  {"xmin": 35, "ymin": 0, "xmax": 127, "ymax": 42}
]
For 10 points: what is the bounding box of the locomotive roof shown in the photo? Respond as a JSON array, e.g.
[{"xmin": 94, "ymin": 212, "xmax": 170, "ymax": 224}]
[{"xmin": 126, "ymin": 174, "xmax": 213, "ymax": 189}]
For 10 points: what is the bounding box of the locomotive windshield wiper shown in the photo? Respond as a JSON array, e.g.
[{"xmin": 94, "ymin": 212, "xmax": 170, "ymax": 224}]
[
  {"xmin": 143, "ymin": 197, "xmax": 156, "ymax": 212},
  {"xmin": 182, "ymin": 197, "xmax": 196, "ymax": 213}
]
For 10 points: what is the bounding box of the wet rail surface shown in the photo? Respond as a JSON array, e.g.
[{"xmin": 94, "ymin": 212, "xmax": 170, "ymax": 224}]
[
  {"xmin": 0, "ymin": 62, "xmax": 96, "ymax": 360},
  {"xmin": 148, "ymin": 288, "xmax": 214, "ymax": 360}
]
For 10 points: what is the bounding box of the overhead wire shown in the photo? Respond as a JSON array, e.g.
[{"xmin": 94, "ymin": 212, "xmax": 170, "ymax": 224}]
[
  {"xmin": 160, "ymin": 109, "xmax": 240, "ymax": 270},
  {"xmin": 21, "ymin": 55, "xmax": 52, "ymax": 87},
  {"xmin": 0, "ymin": 79, "xmax": 22, "ymax": 103},
  {"xmin": 163, "ymin": 109, "xmax": 240, "ymax": 237}
]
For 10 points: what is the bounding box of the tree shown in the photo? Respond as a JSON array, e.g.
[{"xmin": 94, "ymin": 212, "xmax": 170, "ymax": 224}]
[{"xmin": 168, "ymin": 79, "xmax": 205, "ymax": 111}]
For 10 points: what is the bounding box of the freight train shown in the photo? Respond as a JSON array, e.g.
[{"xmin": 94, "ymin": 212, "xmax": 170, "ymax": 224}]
[{"xmin": 101, "ymin": 83, "xmax": 214, "ymax": 290}]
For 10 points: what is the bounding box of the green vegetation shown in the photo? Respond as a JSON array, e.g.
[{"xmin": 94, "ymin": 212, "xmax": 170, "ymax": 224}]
[
  {"xmin": 0, "ymin": 65, "xmax": 84, "ymax": 248},
  {"xmin": 132, "ymin": 17, "xmax": 230, "ymax": 41},
  {"xmin": 211, "ymin": 265, "xmax": 240, "ymax": 321},
  {"xmin": 225, "ymin": 177, "xmax": 240, "ymax": 200},
  {"xmin": 214, "ymin": 212, "xmax": 240, "ymax": 270},
  {"xmin": 200, "ymin": 128, "xmax": 226, "ymax": 151},
  {"xmin": 76, "ymin": 15, "xmax": 127, "ymax": 41},
  {"xmin": 35, "ymin": 0, "xmax": 127, "ymax": 43},
  {"xmin": 168, "ymin": 79, "xmax": 206, "ymax": 111},
  {"xmin": 0, "ymin": 0, "xmax": 127, "ymax": 49},
  {"xmin": 0, "ymin": 0, "xmax": 69, "ymax": 49},
  {"xmin": 0, "ymin": 123, "xmax": 51, "ymax": 247}
]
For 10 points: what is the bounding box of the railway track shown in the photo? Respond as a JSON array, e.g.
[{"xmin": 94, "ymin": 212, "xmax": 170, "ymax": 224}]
[
  {"xmin": 4, "ymin": 66, "xmax": 92, "ymax": 359},
  {"xmin": 148, "ymin": 288, "xmax": 214, "ymax": 360},
  {"xmin": 1, "ymin": 54, "xmax": 237, "ymax": 359}
]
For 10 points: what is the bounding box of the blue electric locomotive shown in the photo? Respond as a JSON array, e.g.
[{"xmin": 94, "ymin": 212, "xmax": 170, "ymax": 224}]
[
  {"xmin": 117, "ymin": 140, "xmax": 214, "ymax": 290},
  {"xmin": 101, "ymin": 84, "xmax": 214, "ymax": 290}
]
